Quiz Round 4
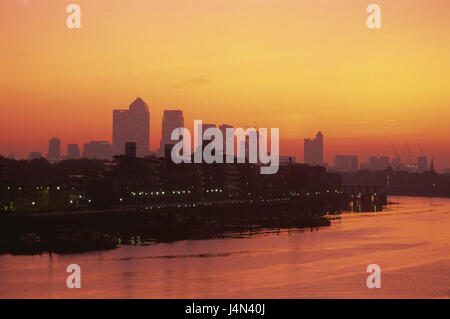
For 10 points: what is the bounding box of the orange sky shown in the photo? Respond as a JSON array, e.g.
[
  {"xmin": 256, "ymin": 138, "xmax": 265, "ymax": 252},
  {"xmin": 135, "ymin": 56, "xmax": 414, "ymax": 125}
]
[{"xmin": 1, "ymin": 0, "xmax": 450, "ymax": 169}]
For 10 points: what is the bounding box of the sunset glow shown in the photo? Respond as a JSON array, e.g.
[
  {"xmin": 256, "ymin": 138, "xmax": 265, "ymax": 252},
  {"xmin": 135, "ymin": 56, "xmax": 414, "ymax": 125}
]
[{"xmin": 1, "ymin": 0, "xmax": 450, "ymax": 168}]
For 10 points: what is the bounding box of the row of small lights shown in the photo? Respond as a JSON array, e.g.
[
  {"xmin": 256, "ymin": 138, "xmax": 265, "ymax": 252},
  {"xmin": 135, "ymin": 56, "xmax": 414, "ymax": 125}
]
[
  {"xmin": 15, "ymin": 188, "xmax": 347, "ymax": 207},
  {"xmin": 27, "ymin": 192, "xmax": 352, "ymax": 207},
  {"xmin": 31, "ymin": 198, "xmax": 92, "ymax": 205},
  {"xmin": 8, "ymin": 187, "xmax": 344, "ymax": 194},
  {"xmin": 8, "ymin": 186, "xmax": 62, "ymax": 191},
  {"xmin": 129, "ymin": 189, "xmax": 229, "ymax": 197},
  {"xmin": 138, "ymin": 194, "xmax": 350, "ymax": 210},
  {"xmin": 29, "ymin": 196, "xmax": 326, "ymax": 207},
  {"xmin": 130, "ymin": 190, "xmax": 193, "ymax": 196}
]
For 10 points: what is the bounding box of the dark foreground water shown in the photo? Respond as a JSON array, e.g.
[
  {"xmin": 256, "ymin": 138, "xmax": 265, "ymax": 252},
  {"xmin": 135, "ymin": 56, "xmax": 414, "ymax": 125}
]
[{"xmin": 0, "ymin": 196, "xmax": 449, "ymax": 298}]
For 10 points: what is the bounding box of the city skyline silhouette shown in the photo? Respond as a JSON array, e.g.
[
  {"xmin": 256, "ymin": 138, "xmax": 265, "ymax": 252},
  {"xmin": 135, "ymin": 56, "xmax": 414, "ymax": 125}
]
[
  {"xmin": 2, "ymin": 1, "xmax": 450, "ymax": 169},
  {"xmin": 1, "ymin": 0, "xmax": 450, "ymax": 301},
  {"xmin": 0, "ymin": 95, "xmax": 442, "ymax": 173}
]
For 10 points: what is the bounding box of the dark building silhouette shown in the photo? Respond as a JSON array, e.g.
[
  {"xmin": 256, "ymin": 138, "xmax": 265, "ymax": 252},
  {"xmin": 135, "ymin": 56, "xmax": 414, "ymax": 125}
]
[
  {"xmin": 195, "ymin": 123, "xmax": 216, "ymax": 155},
  {"xmin": 125, "ymin": 142, "xmax": 137, "ymax": 158},
  {"xmin": 67, "ymin": 144, "xmax": 80, "ymax": 160},
  {"xmin": 219, "ymin": 124, "xmax": 233, "ymax": 154},
  {"xmin": 244, "ymin": 128, "xmax": 259, "ymax": 162},
  {"xmin": 369, "ymin": 156, "xmax": 389, "ymax": 171},
  {"xmin": 360, "ymin": 162, "xmax": 369, "ymax": 170},
  {"xmin": 334, "ymin": 155, "xmax": 358, "ymax": 172},
  {"xmin": 304, "ymin": 131, "xmax": 323, "ymax": 165},
  {"xmin": 341, "ymin": 165, "xmax": 450, "ymax": 198},
  {"xmin": 82, "ymin": 141, "xmax": 113, "ymax": 160},
  {"xmin": 279, "ymin": 156, "xmax": 296, "ymax": 165},
  {"xmin": 379, "ymin": 156, "xmax": 389, "ymax": 170},
  {"xmin": 28, "ymin": 152, "xmax": 42, "ymax": 161},
  {"xmin": 113, "ymin": 97, "xmax": 150, "ymax": 157},
  {"xmin": 158, "ymin": 110, "xmax": 184, "ymax": 157},
  {"xmin": 47, "ymin": 137, "xmax": 61, "ymax": 162}
]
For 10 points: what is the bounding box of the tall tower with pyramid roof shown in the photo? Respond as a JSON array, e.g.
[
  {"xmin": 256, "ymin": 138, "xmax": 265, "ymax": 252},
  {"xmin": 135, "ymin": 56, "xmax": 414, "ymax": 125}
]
[{"xmin": 113, "ymin": 97, "xmax": 150, "ymax": 157}]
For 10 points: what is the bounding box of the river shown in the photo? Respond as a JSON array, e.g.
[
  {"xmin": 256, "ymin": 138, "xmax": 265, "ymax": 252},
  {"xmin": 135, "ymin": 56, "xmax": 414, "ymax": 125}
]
[{"xmin": 0, "ymin": 196, "xmax": 449, "ymax": 298}]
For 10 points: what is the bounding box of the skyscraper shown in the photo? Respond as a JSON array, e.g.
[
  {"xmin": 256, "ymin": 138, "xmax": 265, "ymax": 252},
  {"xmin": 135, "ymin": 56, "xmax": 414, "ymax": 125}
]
[
  {"xmin": 125, "ymin": 142, "xmax": 137, "ymax": 158},
  {"xmin": 47, "ymin": 137, "xmax": 61, "ymax": 162},
  {"xmin": 219, "ymin": 124, "xmax": 233, "ymax": 154},
  {"xmin": 67, "ymin": 144, "xmax": 80, "ymax": 160},
  {"xmin": 334, "ymin": 155, "xmax": 358, "ymax": 172},
  {"xmin": 196, "ymin": 123, "xmax": 216, "ymax": 151},
  {"xmin": 304, "ymin": 131, "xmax": 323, "ymax": 165},
  {"xmin": 158, "ymin": 110, "xmax": 184, "ymax": 157},
  {"xmin": 82, "ymin": 141, "xmax": 113, "ymax": 160},
  {"xmin": 113, "ymin": 97, "xmax": 150, "ymax": 158}
]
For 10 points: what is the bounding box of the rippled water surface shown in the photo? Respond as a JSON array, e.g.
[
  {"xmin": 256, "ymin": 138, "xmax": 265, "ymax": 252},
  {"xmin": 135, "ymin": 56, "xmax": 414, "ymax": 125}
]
[{"xmin": 0, "ymin": 196, "xmax": 449, "ymax": 298}]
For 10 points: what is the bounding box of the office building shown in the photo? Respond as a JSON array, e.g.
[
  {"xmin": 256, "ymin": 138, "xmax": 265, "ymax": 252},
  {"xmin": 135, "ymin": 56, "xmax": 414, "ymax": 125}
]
[
  {"xmin": 47, "ymin": 137, "xmax": 61, "ymax": 162},
  {"xmin": 304, "ymin": 131, "xmax": 323, "ymax": 165},
  {"xmin": 334, "ymin": 155, "xmax": 358, "ymax": 172},
  {"xmin": 67, "ymin": 144, "xmax": 80, "ymax": 160},
  {"xmin": 113, "ymin": 97, "xmax": 150, "ymax": 157},
  {"xmin": 158, "ymin": 110, "xmax": 184, "ymax": 157},
  {"xmin": 82, "ymin": 141, "xmax": 113, "ymax": 160},
  {"xmin": 219, "ymin": 124, "xmax": 233, "ymax": 154},
  {"xmin": 125, "ymin": 142, "xmax": 137, "ymax": 158}
]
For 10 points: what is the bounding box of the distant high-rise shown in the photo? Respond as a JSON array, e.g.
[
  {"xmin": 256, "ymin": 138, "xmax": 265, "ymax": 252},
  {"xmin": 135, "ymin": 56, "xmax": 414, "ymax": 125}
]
[
  {"xmin": 28, "ymin": 152, "xmax": 42, "ymax": 161},
  {"xmin": 304, "ymin": 131, "xmax": 323, "ymax": 165},
  {"xmin": 369, "ymin": 156, "xmax": 390, "ymax": 171},
  {"xmin": 200, "ymin": 123, "xmax": 216, "ymax": 133},
  {"xmin": 82, "ymin": 141, "xmax": 113, "ymax": 160},
  {"xmin": 47, "ymin": 137, "xmax": 61, "ymax": 162},
  {"xmin": 244, "ymin": 128, "xmax": 259, "ymax": 161},
  {"xmin": 113, "ymin": 97, "xmax": 150, "ymax": 157},
  {"xmin": 369, "ymin": 156, "xmax": 378, "ymax": 170},
  {"xmin": 334, "ymin": 155, "xmax": 358, "ymax": 172},
  {"xmin": 219, "ymin": 124, "xmax": 233, "ymax": 155},
  {"xmin": 417, "ymin": 156, "xmax": 428, "ymax": 173},
  {"xmin": 7, "ymin": 153, "xmax": 15, "ymax": 160},
  {"xmin": 360, "ymin": 162, "xmax": 369, "ymax": 170},
  {"xmin": 158, "ymin": 110, "xmax": 184, "ymax": 157},
  {"xmin": 196, "ymin": 123, "xmax": 216, "ymax": 154},
  {"xmin": 379, "ymin": 156, "xmax": 389, "ymax": 170},
  {"xmin": 67, "ymin": 144, "xmax": 80, "ymax": 160}
]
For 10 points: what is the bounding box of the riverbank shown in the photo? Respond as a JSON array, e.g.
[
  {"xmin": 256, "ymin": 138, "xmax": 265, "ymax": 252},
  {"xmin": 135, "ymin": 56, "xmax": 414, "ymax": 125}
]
[{"xmin": 0, "ymin": 198, "xmax": 336, "ymax": 255}]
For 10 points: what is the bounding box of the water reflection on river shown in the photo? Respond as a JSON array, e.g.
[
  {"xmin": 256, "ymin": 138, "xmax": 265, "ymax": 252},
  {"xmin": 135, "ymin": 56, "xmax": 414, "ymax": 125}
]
[{"xmin": 0, "ymin": 196, "xmax": 449, "ymax": 298}]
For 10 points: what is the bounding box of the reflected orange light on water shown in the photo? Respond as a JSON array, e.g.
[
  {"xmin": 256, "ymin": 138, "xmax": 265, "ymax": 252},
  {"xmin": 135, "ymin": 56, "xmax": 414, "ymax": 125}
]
[{"xmin": 0, "ymin": 196, "xmax": 449, "ymax": 298}]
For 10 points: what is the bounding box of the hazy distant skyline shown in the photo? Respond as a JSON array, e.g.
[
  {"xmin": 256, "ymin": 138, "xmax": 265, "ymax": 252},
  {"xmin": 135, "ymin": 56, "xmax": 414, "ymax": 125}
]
[{"xmin": 1, "ymin": 0, "xmax": 450, "ymax": 168}]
